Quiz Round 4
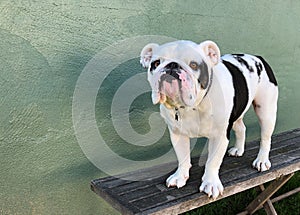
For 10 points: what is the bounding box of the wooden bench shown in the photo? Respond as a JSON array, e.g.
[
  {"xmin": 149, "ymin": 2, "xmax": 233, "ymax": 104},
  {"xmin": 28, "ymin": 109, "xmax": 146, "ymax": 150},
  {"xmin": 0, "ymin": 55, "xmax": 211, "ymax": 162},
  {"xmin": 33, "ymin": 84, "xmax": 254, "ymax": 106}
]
[{"xmin": 91, "ymin": 128, "xmax": 300, "ymax": 215}]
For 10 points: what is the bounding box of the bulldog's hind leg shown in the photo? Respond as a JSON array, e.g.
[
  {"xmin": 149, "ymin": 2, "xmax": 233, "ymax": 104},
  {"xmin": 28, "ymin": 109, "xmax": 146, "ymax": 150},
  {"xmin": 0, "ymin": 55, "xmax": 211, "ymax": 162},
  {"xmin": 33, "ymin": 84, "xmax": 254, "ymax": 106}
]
[
  {"xmin": 166, "ymin": 131, "xmax": 191, "ymax": 188},
  {"xmin": 228, "ymin": 118, "xmax": 246, "ymax": 156},
  {"xmin": 252, "ymin": 86, "xmax": 278, "ymax": 171}
]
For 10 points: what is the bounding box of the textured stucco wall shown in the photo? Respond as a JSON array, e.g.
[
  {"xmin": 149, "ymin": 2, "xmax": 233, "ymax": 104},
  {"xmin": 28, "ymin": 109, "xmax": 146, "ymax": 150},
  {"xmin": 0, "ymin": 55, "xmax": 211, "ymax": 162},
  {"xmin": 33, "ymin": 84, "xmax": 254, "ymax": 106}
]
[{"xmin": 0, "ymin": 1, "xmax": 299, "ymax": 214}]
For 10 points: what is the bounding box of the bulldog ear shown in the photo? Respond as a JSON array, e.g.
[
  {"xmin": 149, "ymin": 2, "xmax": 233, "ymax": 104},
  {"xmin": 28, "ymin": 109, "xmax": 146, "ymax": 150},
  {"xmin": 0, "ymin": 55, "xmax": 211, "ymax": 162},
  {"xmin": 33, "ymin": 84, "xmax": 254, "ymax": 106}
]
[
  {"xmin": 198, "ymin": 40, "xmax": 220, "ymax": 66},
  {"xmin": 140, "ymin": 43, "xmax": 159, "ymax": 68}
]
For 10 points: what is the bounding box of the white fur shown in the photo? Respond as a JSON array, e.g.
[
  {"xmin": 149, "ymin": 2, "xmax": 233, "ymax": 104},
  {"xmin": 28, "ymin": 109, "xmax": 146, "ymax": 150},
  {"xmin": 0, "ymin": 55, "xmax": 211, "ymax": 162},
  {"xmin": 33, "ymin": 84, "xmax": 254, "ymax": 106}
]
[{"xmin": 140, "ymin": 40, "xmax": 278, "ymax": 199}]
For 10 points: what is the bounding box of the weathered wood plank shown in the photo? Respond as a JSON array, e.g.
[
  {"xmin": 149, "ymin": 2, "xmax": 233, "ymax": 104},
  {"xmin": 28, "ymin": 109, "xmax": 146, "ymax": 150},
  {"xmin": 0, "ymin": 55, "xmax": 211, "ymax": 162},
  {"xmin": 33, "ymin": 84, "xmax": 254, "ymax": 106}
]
[
  {"xmin": 142, "ymin": 163, "xmax": 300, "ymax": 215},
  {"xmin": 91, "ymin": 180, "xmax": 140, "ymax": 215},
  {"xmin": 128, "ymin": 161, "xmax": 300, "ymax": 214},
  {"xmin": 90, "ymin": 128, "xmax": 300, "ymax": 215}
]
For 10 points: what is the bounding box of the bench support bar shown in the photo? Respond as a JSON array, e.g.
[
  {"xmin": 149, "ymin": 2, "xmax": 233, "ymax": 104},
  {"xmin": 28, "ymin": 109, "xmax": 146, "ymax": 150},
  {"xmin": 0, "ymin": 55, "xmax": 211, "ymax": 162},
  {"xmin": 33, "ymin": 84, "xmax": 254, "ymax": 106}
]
[{"xmin": 238, "ymin": 173, "xmax": 295, "ymax": 215}]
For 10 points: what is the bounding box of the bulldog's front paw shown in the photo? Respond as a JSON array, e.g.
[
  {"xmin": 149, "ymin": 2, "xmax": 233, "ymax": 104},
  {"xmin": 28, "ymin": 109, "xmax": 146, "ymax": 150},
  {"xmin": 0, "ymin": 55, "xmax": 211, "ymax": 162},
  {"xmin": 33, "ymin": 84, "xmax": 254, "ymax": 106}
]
[
  {"xmin": 228, "ymin": 147, "xmax": 244, "ymax": 157},
  {"xmin": 166, "ymin": 166, "xmax": 191, "ymax": 188},
  {"xmin": 200, "ymin": 174, "xmax": 224, "ymax": 199},
  {"xmin": 252, "ymin": 156, "xmax": 271, "ymax": 171}
]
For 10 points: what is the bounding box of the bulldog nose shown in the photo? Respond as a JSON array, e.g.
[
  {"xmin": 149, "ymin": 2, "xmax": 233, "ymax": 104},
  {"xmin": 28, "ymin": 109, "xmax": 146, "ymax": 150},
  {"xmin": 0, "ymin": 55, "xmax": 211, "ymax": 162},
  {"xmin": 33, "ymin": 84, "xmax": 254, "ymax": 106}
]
[
  {"xmin": 166, "ymin": 62, "xmax": 180, "ymax": 70},
  {"xmin": 165, "ymin": 62, "xmax": 180, "ymax": 79}
]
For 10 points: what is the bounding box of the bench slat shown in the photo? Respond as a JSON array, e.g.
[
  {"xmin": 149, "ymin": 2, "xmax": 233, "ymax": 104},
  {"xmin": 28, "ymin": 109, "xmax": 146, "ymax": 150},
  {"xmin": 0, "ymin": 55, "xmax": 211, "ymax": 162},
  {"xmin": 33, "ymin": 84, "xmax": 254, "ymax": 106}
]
[{"xmin": 91, "ymin": 128, "xmax": 300, "ymax": 215}]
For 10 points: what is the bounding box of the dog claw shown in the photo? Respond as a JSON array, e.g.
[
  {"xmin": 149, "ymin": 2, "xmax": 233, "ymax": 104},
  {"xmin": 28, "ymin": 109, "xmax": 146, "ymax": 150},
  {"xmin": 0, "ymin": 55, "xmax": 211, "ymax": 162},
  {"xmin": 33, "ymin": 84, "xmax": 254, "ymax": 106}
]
[
  {"xmin": 199, "ymin": 176, "xmax": 224, "ymax": 200},
  {"xmin": 228, "ymin": 147, "xmax": 244, "ymax": 157},
  {"xmin": 252, "ymin": 156, "xmax": 271, "ymax": 172},
  {"xmin": 166, "ymin": 168, "xmax": 190, "ymax": 189}
]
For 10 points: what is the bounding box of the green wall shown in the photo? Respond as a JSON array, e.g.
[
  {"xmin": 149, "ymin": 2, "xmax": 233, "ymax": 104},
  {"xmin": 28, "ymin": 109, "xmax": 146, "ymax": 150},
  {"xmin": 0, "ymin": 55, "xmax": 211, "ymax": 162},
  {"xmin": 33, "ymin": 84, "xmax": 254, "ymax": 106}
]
[{"xmin": 0, "ymin": 1, "xmax": 299, "ymax": 214}]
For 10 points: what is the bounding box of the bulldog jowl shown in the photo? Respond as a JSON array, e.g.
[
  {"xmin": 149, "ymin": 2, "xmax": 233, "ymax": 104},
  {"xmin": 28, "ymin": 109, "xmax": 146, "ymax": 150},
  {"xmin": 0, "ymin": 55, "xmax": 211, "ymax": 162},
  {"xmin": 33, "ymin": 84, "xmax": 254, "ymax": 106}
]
[
  {"xmin": 158, "ymin": 62, "xmax": 197, "ymax": 109},
  {"xmin": 150, "ymin": 60, "xmax": 199, "ymax": 109}
]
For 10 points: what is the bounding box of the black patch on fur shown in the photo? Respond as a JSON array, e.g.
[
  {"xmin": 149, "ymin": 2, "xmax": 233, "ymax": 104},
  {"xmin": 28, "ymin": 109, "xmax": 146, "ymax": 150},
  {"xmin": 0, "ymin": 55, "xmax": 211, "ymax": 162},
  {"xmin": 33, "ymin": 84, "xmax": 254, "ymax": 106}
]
[
  {"xmin": 255, "ymin": 56, "xmax": 278, "ymax": 86},
  {"xmin": 255, "ymin": 61, "xmax": 263, "ymax": 78},
  {"xmin": 233, "ymin": 55, "xmax": 254, "ymax": 72},
  {"xmin": 150, "ymin": 60, "xmax": 160, "ymax": 72},
  {"xmin": 198, "ymin": 61, "xmax": 209, "ymax": 89},
  {"xmin": 232, "ymin": 54, "xmax": 245, "ymax": 57},
  {"xmin": 223, "ymin": 60, "xmax": 249, "ymax": 140}
]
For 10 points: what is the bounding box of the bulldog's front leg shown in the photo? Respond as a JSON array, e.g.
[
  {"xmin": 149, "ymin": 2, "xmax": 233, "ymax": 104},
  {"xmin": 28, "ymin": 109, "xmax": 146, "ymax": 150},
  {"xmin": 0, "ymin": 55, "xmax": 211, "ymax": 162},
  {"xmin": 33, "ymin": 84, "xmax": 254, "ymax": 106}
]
[
  {"xmin": 200, "ymin": 135, "xmax": 229, "ymax": 199},
  {"xmin": 166, "ymin": 130, "xmax": 191, "ymax": 188}
]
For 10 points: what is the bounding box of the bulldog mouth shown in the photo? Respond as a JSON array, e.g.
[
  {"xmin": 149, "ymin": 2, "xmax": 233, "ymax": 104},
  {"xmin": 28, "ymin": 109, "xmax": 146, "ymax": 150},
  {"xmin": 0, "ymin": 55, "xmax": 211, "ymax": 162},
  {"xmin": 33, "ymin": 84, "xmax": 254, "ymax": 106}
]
[
  {"xmin": 159, "ymin": 75, "xmax": 180, "ymax": 104},
  {"xmin": 150, "ymin": 66, "xmax": 197, "ymax": 107}
]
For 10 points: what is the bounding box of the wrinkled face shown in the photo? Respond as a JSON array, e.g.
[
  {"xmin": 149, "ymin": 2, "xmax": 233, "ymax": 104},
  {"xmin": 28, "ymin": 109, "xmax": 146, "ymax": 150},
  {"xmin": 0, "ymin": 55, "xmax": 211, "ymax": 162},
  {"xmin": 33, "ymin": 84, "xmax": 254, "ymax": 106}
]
[{"xmin": 140, "ymin": 40, "xmax": 220, "ymax": 108}]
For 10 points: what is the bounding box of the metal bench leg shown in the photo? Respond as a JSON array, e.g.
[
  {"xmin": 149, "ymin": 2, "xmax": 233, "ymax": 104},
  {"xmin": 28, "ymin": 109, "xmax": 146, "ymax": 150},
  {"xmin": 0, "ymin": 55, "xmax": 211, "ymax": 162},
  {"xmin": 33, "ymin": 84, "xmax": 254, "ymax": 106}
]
[{"xmin": 245, "ymin": 173, "xmax": 294, "ymax": 215}]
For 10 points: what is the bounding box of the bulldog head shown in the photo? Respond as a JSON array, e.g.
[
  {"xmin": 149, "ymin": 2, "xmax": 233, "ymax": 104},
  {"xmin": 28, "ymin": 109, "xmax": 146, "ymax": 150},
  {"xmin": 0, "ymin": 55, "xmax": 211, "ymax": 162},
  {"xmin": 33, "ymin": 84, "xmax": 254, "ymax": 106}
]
[{"xmin": 140, "ymin": 40, "xmax": 220, "ymax": 108}]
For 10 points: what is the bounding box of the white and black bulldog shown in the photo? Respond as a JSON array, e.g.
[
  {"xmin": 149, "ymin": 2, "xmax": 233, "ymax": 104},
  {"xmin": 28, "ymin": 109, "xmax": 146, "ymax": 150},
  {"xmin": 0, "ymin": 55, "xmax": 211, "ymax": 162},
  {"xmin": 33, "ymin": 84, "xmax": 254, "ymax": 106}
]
[{"xmin": 140, "ymin": 40, "xmax": 278, "ymax": 199}]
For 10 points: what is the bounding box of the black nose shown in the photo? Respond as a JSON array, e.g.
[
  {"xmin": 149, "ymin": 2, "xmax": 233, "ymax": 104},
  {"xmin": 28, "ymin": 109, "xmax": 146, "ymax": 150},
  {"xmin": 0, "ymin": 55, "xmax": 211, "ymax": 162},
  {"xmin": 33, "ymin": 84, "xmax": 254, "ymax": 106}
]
[
  {"xmin": 166, "ymin": 62, "xmax": 180, "ymax": 70},
  {"xmin": 165, "ymin": 62, "xmax": 180, "ymax": 79}
]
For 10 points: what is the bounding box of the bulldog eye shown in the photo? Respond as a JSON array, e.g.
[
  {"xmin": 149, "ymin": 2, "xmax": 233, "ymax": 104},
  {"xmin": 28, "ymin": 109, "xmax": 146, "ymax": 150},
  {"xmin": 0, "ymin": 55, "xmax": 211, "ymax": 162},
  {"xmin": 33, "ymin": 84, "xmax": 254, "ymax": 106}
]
[
  {"xmin": 154, "ymin": 60, "xmax": 160, "ymax": 68},
  {"xmin": 150, "ymin": 60, "xmax": 161, "ymax": 71},
  {"xmin": 189, "ymin": 61, "xmax": 199, "ymax": 70}
]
